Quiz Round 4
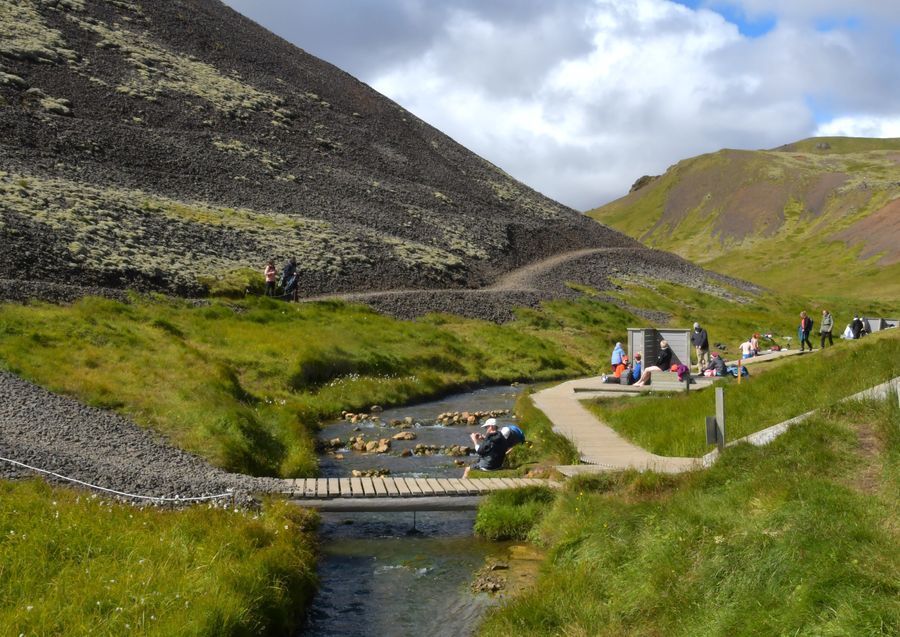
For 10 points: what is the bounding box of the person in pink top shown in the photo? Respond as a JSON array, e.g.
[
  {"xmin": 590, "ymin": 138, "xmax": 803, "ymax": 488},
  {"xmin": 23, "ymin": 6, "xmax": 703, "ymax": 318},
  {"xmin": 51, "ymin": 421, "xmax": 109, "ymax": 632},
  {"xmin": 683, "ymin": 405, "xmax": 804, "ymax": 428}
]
[{"xmin": 264, "ymin": 260, "xmax": 277, "ymax": 297}]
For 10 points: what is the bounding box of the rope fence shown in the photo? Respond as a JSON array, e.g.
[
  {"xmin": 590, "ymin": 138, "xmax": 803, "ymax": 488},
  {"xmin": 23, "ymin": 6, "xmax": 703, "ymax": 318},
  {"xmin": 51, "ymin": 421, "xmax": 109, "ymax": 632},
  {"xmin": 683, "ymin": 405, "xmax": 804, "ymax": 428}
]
[{"xmin": 0, "ymin": 455, "xmax": 234, "ymax": 504}]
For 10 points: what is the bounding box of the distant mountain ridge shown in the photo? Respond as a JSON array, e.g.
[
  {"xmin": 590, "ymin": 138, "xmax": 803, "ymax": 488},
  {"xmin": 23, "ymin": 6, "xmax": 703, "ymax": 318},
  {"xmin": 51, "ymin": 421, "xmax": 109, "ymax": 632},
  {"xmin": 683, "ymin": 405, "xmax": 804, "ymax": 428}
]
[
  {"xmin": 588, "ymin": 137, "xmax": 900, "ymax": 302},
  {"xmin": 0, "ymin": 0, "xmax": 635, "ymax": 297}
]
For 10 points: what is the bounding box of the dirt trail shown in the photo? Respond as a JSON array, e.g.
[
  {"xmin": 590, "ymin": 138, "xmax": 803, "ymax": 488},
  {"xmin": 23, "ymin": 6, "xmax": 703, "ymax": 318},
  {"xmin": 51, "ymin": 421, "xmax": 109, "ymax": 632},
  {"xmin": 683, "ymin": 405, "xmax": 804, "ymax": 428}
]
[{"xmin": 303, "ymin": 248, "xmax": 620, "ymax": 302}]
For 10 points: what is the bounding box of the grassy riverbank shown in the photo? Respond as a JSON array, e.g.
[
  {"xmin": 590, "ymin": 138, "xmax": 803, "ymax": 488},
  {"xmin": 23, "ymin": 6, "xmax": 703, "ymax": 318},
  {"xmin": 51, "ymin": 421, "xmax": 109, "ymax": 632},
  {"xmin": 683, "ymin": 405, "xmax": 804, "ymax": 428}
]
[
  {"xmin": 0, "ymin": 287, "xmax": 854, "ymax": 477},
  {"xmin": 587, "ymin": 330, "xmax": 900, "ymax": 456},
  {"xmin": 0, "ymin": 480, "xmax": 318, "ymax": 636},
  {"xmin": 479, "ymin": 395, "xmax": 900, "ymax": 636},
  {"xmin": 0, "ymin": 296, "xmax": 593, "ymax": 477}
]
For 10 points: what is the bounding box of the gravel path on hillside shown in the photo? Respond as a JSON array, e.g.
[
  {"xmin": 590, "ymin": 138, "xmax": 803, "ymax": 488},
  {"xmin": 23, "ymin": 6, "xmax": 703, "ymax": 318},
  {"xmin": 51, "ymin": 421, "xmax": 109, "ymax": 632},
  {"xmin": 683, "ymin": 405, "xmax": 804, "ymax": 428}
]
[
  {"xmin": 0, "ymin": 371, "xmax": 282, "ymax": 503},
  {"xmin": 309, "ymin": 247, "xmax": 759, "ymax": 321}
]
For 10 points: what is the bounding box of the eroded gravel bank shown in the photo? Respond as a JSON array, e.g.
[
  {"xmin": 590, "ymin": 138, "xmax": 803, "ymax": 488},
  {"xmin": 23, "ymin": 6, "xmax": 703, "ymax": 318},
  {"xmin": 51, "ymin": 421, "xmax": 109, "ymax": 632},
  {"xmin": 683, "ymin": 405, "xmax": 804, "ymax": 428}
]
[{"xmin": 0, "ymin": 371, "xmax": 281, "ymax": 502}]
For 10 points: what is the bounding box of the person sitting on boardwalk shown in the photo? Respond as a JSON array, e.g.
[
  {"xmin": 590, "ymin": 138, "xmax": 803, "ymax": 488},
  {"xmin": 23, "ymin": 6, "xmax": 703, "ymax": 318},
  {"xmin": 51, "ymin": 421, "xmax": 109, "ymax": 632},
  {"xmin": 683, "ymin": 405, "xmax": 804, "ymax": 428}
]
[
  {"xmin": 629, "ymin": 353, "xmax": 642, "ymax": 385},
  {"xmin": 633, "ymin": 340, "xmax": 672, "ymax": 387},
  {"xmin": 704, "ymin": 351, "xmax": 727, "ymax": 376},
  {"xmin": 610, "ymin": 342, "xmax": 625, "ymax": 372},
  {"xmin": 462, "ymin": 418, "xmax": 509, "ymax": 478},
  {"xmin": 799, "ymin": 311, "xmax": 814, "ymax": 351},
  {"xmin": 851, "ymin": 314, "xmax": 865, "ymax": 339}
]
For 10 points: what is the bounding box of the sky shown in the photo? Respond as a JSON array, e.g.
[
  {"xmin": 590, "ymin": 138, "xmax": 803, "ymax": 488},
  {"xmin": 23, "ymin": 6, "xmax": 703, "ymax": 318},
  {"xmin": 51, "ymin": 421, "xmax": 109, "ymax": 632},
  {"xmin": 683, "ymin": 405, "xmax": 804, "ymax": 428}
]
[{"xmin": 223, "ymin": 0, "xmax": 900, "ymax": 210}]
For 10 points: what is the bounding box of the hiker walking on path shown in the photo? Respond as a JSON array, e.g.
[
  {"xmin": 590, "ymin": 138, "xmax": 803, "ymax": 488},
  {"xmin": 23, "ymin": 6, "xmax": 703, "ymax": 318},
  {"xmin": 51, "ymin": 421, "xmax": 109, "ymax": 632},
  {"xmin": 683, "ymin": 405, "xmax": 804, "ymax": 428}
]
[
  {"xmin": 280, "ymin": 257, "xmax": 299, "ymax": 301},
  {"xmin": 610, "ymin": 342, "xmax": 625, "ymax": 372},
  {"xmin": 692, "ymin": 322, "xmax": 709, "ymax": 373},
  {"xmin": 820, "ymin": 310, "xmax": 834, "ymax": 348},
  {"xmin": 463, "ymin": 418, "xmax": 510, "ymax": 478},
  {"xmin": 633, "ymin": 340, "xmax": 672, "ymax": 386},
  {"xmin": 798, "ymin": 311, "xmax": 814, "ymax": 352},
  {"xmin": 263, "ymin": 260, "xmax": 277, "ymax": 297}
]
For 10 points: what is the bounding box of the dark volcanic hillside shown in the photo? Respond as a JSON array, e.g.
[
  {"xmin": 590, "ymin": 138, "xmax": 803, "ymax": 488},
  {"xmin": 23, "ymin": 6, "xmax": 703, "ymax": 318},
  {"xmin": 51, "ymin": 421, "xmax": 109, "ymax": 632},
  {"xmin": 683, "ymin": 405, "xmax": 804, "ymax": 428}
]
[{"xmin": 0, "ymin": 0, "xmax": 638, "ymax": 297}]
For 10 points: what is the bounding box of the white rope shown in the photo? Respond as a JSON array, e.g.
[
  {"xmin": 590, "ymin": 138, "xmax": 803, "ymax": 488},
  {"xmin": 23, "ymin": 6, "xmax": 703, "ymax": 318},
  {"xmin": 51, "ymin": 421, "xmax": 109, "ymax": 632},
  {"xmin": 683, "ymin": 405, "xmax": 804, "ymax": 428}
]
[{"xmin": 0, "ymin": 455, "xmax": 234, "ymax": 503}]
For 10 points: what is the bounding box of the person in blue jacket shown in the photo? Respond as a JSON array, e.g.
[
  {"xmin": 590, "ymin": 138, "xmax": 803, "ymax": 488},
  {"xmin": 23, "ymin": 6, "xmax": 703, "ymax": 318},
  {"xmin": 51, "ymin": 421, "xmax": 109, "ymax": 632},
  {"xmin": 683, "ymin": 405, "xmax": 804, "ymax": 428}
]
[{"xmin": 610, "ymin": 342, "xmax": 625, "ymax": 372}]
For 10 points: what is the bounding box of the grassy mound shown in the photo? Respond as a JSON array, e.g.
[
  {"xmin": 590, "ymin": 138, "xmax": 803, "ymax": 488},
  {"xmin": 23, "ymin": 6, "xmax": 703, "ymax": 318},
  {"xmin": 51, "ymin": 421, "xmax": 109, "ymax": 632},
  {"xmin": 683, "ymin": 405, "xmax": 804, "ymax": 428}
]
[
  {"xmin": 479, "ymin": 395, "xmax": 900, "ymax": 636},
  {"xmin": 0, "ymin": 480, "xmax": 317, "ymax": 636},
  {"xmin": 588, "ymin": 138, "xmax": 900, "ymax": 303},
  {"xmin": 586, "ymin": 330, "xmax": 899, "ymax": 457}
]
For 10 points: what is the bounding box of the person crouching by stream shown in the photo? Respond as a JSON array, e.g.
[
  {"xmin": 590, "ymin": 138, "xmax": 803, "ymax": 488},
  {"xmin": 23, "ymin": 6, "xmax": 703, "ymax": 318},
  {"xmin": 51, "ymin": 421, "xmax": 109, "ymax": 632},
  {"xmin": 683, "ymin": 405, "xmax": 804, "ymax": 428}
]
[{"xmin": 463, "ymin": 418, "xmax": 509, "ymax": 478}]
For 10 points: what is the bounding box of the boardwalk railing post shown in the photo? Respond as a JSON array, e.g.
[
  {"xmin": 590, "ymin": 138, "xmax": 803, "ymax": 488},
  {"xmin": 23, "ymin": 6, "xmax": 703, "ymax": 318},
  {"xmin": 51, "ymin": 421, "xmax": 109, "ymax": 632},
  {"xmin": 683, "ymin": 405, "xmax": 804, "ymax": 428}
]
[
  {"xmin": 706, "ymin": 387, "xmax": 726, "ymax": 451},
  {"xmin": 715, "ymin": 387, "xmax": 726, "ymax": 451}
]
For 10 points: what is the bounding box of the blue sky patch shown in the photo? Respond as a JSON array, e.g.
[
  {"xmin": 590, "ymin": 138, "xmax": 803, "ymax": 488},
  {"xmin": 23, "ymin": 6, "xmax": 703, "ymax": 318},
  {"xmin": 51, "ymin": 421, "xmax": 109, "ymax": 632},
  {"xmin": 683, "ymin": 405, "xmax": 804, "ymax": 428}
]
[
  {"xmin": 815, "ymin": 16, "xmax": 862, "ymax": 32},
  {"xmin": 670, "ymin": 0, "xmax": 776, "ymax": 38},
  {"xmin": 805, "ymin": 95, "xmax": 835, "ymax": 125}
]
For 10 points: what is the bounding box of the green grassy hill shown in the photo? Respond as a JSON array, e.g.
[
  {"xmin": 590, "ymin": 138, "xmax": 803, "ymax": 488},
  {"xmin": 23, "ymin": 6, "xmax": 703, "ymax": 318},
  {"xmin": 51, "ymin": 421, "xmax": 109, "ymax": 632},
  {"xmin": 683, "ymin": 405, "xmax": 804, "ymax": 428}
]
[{"xmin": 587, "ymin": 137, "xmax": 900, "ymax": 304}]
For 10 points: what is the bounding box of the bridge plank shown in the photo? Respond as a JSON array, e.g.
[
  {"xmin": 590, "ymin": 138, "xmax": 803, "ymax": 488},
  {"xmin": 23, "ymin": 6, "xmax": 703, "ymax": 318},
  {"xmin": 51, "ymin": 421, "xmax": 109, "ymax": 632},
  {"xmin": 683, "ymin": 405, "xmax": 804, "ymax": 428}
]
[
  {"xmin": 482, "ymin": 478, "xmax": 509, "ymax": 491},
  {"xmin": 429, "ymin": 479, "xmax": 450, "ymax": 495},
  {"xmin": 303, "ymin": 479, "xmax": 317, "ymax": 498},
  {"xmin": 384, "ymin": 478, "xmax": 400, "ymax": 498},
  {"xmin": 339, "ymin": 478, "xmax": 352, "ymax": 498},
  {"xmin": 464, "ymin": 479, "xmax": 494, "ymax": 493},
  {"xmin": 374, "ymin": 479, "xmax": 391, "ymax": 496},
  {"xmin": 360, "ymin": 478, "xmax": 375, "ymax": 497},
  {"xmin": 432, "ymin": 478, "xmax": 453, "ymax": 495},
  {"xmin": 350, "ymin": 477, "xmax": 364, "ymax": 497},
  {"xmin": 328, "ymin": 478, "xmax": 340, "ymax": 496},
  {"xmin": 499, "ymin": 478, "xmax": 522, "ymax": 489},
  {"xmin": 316, "ymin": 478, "xmax": 329, "ymax": 498},
  {"xmin": 405, "ymin": 478, "xmax": 424, "ymax": 496},
  {"xmin": 415, "ymin": 478, "xmax": 435, "ymax": 495},
  {"xmin": 446, "ymin": 478, "xmax": 471, "ymax": 494},
  {"xmin": 395, "ymin": 478, "xmax": 412, "ymax": 497}
]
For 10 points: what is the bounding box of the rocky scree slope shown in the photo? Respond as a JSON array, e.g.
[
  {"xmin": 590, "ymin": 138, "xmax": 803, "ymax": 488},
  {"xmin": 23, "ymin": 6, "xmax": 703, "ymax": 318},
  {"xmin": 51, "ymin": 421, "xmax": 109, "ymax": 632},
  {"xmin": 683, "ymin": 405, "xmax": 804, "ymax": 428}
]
[
  {"xmin": 1, "ymin": 0, "xmax": 640, "ymax": 300},
  {"xmin": 588, "ymin": 137, "xmax": 900, "ymax": 302}
]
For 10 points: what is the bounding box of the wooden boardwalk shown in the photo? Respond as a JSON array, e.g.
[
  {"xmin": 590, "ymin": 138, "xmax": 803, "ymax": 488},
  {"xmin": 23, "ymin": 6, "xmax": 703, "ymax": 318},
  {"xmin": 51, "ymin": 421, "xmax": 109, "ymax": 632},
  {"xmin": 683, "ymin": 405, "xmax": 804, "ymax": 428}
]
[
  {"xmin": 534, "ymin": 376, "xmax": 700, "ymax": 474},
  {"xmin": 284, "ymin": 477, "xmax": 555, "ymax": 510}
]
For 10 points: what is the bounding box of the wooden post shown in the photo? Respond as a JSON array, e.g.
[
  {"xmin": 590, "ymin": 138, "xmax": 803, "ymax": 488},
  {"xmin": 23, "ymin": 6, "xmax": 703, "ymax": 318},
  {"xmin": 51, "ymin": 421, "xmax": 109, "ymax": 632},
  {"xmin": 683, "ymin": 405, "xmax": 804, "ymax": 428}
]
[
  {"xmin": 715, "ymin": 387, "xmax": 726, "ymax": 451},
  {"xmin": 737, "ymin": 358, "xmax": 742, "ymax": 385}
]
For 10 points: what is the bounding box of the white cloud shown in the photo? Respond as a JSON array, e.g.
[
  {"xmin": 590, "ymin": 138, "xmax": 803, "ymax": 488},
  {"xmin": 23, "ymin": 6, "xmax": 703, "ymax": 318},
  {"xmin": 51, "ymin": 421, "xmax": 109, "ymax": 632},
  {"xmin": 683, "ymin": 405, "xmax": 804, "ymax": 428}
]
[
  {"xmin": 226, "ymin": 0, "xmax": 900, "ymax": 210},
  {"xmin": 815, "ymin": 116, "xmax": 900, "ymax": 138}
]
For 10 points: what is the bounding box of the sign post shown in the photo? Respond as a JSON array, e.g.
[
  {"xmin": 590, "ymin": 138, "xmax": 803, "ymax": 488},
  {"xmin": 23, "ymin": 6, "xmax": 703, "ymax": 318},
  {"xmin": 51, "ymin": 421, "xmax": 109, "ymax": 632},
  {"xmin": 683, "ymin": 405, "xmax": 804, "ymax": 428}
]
[{"xmin": 706, "ymin": 387, "xmax": 726, "ymax": 451}]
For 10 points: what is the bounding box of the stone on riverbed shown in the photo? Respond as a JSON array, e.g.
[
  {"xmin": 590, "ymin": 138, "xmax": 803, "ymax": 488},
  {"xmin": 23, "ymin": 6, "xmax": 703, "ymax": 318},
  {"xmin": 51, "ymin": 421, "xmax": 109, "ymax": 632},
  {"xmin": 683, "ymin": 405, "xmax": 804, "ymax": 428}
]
[{"xmin": 392, "ymin": 431, "xmax": 417, "ymax": 441}]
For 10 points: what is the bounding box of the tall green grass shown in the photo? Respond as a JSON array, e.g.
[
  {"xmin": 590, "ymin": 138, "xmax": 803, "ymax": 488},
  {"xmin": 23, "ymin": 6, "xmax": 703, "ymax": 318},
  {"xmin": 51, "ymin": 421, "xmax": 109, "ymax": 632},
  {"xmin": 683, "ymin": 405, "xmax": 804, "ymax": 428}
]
[
  {"xmin": 479, "ymin": 395, "xmax": 900, "ymax": 636},
  {"xmin": 0, "ymin": 480, "xmax": 318, "ymax": 636},
  {"xmin": 0, "ymin": 296, "xmax": 592, "ymax": 477},
  {"xmin": 587, "ymin": 330, "xmax": 900, "ymax": 456}
]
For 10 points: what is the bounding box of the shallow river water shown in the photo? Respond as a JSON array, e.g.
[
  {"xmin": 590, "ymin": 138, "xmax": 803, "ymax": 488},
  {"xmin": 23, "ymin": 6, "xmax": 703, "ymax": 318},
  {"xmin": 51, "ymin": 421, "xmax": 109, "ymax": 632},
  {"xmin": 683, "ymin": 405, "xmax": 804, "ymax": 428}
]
[{"xmin": 302, "ymin": 385, "xmax": 528, "ymax": 637}]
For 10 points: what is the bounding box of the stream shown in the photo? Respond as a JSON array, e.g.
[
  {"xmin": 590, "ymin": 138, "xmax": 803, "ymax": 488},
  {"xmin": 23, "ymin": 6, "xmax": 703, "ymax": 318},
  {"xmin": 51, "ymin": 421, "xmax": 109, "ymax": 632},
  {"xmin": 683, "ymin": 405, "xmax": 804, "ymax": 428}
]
[{"xmin": 301, "ymin": 385, "xmax": 529, "ymax": 637}]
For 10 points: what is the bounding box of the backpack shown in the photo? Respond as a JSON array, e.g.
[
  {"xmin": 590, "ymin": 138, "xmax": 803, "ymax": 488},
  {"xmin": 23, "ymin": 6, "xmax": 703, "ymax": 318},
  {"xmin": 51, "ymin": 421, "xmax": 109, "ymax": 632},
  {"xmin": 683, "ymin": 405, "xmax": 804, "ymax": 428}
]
[{"xmin": 505, "ymin": 425, "xmax": 526, "ymax": 446}]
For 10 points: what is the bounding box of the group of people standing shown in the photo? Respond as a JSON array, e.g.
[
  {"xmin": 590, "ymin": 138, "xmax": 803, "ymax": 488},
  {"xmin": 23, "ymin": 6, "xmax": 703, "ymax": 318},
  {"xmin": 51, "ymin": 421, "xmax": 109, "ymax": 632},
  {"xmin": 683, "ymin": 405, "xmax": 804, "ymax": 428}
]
[
  {"xmin": 798, "ymin": 310, "xmax": 867, "ymax": 351},
  {"xmin": 263, "ymin": 258, "xmax": 301, "ymax": 300}
]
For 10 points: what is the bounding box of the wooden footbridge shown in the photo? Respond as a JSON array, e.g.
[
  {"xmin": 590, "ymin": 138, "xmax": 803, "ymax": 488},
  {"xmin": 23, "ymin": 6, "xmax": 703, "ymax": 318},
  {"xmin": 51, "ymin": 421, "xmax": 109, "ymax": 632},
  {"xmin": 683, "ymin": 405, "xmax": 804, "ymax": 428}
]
[{"xmin": 283, "ymin": 476, "xmax": 555, "ymax": 511}]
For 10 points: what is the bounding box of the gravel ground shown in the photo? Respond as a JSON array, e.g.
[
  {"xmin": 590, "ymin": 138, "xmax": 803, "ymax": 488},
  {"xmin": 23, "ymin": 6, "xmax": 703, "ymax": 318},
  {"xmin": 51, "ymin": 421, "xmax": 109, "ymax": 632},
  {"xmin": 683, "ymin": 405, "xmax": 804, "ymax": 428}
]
[
  {"xmin": 0, "ymin": 371, "xmax": 283, "ymax": 503},
  {"xmin": 325, "ymin": 247, "xmax": 760, "ymax": 322}
]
